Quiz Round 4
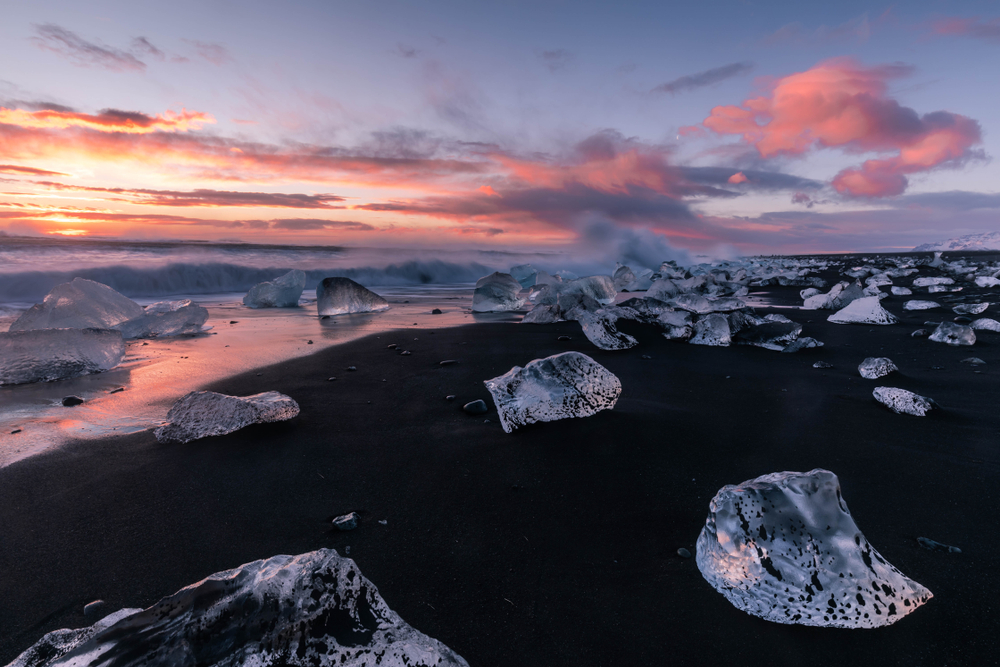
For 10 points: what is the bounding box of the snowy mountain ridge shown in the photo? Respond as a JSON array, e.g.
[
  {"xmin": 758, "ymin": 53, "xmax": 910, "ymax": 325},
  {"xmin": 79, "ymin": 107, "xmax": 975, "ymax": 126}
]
[{"xmin": 915, "ymin": 231, "xmax": 1000, "ymax": 252}]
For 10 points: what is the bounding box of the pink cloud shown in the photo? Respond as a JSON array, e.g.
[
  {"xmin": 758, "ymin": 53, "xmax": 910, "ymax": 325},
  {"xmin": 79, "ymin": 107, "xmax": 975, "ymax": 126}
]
[
  {"xmin": 930, "ymin": 16, "xmax": 1000, "ymax": 41},
  {"xmin": 727, "ymin": 171, "xmax": 748, "ymax": 184},
  {"xmin": 700, "ymin": 58, "xmax": 983, "ymax": 197}
]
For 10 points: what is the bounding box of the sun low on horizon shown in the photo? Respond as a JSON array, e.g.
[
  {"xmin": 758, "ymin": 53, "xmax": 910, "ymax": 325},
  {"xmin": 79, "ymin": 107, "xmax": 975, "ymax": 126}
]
[{"xmin": 1, "ymin": 0, "xmax": 999, "ymax": 255}]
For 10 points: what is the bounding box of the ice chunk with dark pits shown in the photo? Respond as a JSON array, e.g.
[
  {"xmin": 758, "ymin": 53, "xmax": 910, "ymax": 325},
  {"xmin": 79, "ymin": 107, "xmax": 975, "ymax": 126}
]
[
  {"xmin": 858, "ymin": 357, "xmax": 898, "ymax": 379},
  {"xmin": 928, "ymin": 322, "xmax": 976, "ymax": 346},
  {"xmin": 6, "ymin": 549, "xmax": 468, "ymax": 667},
  {"xmin": 873, "ymin": 387, "xmax": 937, "ymax": 416},
  {"xmin": 696, "ymin": 468, "xmax": 932, "ymax": 628},
  {"xmin": 484, "ymin": 351, "xmax": 621, "ymax": 433},
  {"xmin": 317, "ymin": 277, "xmax": 390, "ymax": 315}
]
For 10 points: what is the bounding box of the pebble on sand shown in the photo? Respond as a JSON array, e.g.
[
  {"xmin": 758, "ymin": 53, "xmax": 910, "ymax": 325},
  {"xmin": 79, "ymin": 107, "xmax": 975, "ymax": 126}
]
[
  {"xmin": 463, "ymin": 399, "xmax": 489, "ymax": 415},
  {"xmin": 62, "ymin": 396, "xmax": 84, "ymax": 407}
]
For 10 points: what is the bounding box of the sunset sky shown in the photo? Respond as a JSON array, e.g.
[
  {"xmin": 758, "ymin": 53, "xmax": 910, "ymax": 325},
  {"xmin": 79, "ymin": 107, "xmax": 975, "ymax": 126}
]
[{"xmin": 1, "ymin": 0, "xmax": 998, "ymax": 254}]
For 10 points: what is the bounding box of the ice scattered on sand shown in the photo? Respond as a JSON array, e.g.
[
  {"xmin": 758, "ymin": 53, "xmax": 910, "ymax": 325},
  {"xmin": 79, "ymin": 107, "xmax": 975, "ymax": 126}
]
[
  {"xmin": 9, "ymin": 277, "xmax": 144, "ymax": 332},
  {"xmin": 317, "ymin": 277, "xmax": 390, "ymax": 316},
  {"xmin": 647, "ymin": 278, "xmax": 680, "ymax": 301},
  {"xmin": 243, "ymin": 269, "xmax": 306, "ymax": 308},
  {"xmin": 154, "ymin": 390, "xmax": 300, "ymax": 443},
  {"xmin": 971, "ymin": 318, "xmax": 1000, "ymax": 332},
  {"xmin": 782, "ymin": 337, "xmax": 824, "ymax": 353},
  {"xmin": 928, "ymin": 322, "xmax": 976, "ymax": 346},
  {"xmin": 858, "ymin": 357, "xmax": 898, "ymax": 379},
  {"xmin": 573, "ymin": 309, "xmax": 638, "ymax": 350},
  {"xmin": 735, "ymin": 321, "xmax": 803, "ymax": 351},
  {"xmin": 903, "ymin": 300, "xmax": 940, "ymax": 311},
  {"xmin": 0, "ymin": 328, "xmax": 126, "ymax": 385},
  {"xmin": 913, "ymin": 276, "xmax": 954, "ymax": 287},
  {"xmin": 891, "ymin": 286, "xmax": 913, "ymax": 296},
  {"xmin": 873, "ymin": 387, "xmax": 937, "ymax": 416},
  {"xmin": 7, "ymin": 549, "xmax": 468, "ymax": 667},
  {"xmin": 975, "ymin": 276, "xmax": 1000, "ymax": 288},
  {"xmin": 953, "ymin": 302, "xmax": 988, "ymax": 315},
  {"xmin": 690, "ymin": 313, "xmax": 732, "ymax": 347},
  {"xmin": 484, "ymin": 351, "xmax": 621, "ymax": 433},
  {"xmin": 917, "ymin": 537, "xmax": 962, "ymax": 554},
  {"xmin": 696, "ymin": 468, "xmax": 932, "ymax": 628},
  {"xmin": 471, "ymin": 272, "xmax": 525, "ymax": 313},
  {"xmin": 828, "ymin": 296, "xmax": 898, "ymax": 325}
]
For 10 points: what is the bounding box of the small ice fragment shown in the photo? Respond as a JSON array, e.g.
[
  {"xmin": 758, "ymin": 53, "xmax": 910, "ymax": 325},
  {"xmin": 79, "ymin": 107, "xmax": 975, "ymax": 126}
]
[
  {"xmin": 813, "ymin": 361, "xmax": 833, "ymax": 368},
  {"xmin": 484, "ymin": 351, "xmax": 621, "ymax": 433},
  {"xmin": 0, "ymin": 328, "xmax": 126, "ymax": 385},
  {"xmin": 975, "ymin": 276, "xmax": 1000, "ymax": 288},
  {"xmin": 378, "ymin": 519, "xmax": 388, "ymax": 525},
  {"xmin": 242, "ymin": 269, "xmax": 306, "ymax": 308},
  {"xmin": 891, "ymin": 286, "xmax": 913, "ymax": 296},
  {"xmin": 960, "ymin": 357, "xmax": 985, "ymax": 365},
  {"xmin": 873, "ymin": 387, "xmax": 937, "ymax": 416},
  {"xmin": 317, "ymin": 277, "xmax": 389, "ymax": 315},
  {"xmin": 472, "ymin": 272, "xmax": 525, "ymax": 312},
  {"xmin": 827, "ymin": 296, "xmax": 898, "ymax": 325},
  {"xmin": 734, "ymin": 321, "xmax": 802, "ymax": 351},
  {"xmin": 154, "ymin": 391, "xmax": 300, "ymax": 444},
  {"xmin": 903, "ymin": 300, "xmax": 941, "ymax": 311},
  {"xmin": 858, "ymin": 357, "xmax": 898, "ymax": 379},
  {"xmin": 928, "ymin": 322, "xmax": 976, "ymax": 346},
  {"xmin": 953, "ymin": 302, "xmax": 988, "ymax": 315},
  {"xmin": 463, "ymin": 399, "xmax": 488, "ymax": 415},
  {"xmin": 917, "ymin": 537, "xmax": 961, "ymax": 554},
  {"xmin": 782, "ymin": 337, "xmax": 823, "ymax": 353},
  {"xmin": 696, "ymin": 468, "xmax": 933, "ymax": 628},
  {"xmin": 332, "ymin": 512, "xmax": 358, "ymax": 531},
  {"xmin": 573, "ymin": 309, "xmax": 638, "ymax": 350}
]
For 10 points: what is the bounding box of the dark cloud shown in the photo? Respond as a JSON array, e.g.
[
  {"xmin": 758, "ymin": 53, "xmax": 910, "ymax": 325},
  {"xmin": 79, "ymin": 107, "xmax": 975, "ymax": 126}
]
[
  {"xmin": 130, "ymin": 37, "xmax": 165, "ymax": 61},
  {"xmin": 266, "ymin": 218, "xmax": 374, "ymax": 231},
  {"xmin": 652, "ymin": 62, "xmax": 754, "ymax": 95},
  {"xmin": 899, "ymin": 190, "xmax": 1000, "ymax": 211},
  {"xmin": 33, "ymin": 24, "xmax": 147, "ymax": 72},
  {"xmin": 681, "ymin": 167, "xmax": 823, "ymax": 191},
  {"xmin": 0, "ymin": 164, "xmax": 69, "ymax": 177},
  {"xmin": 3, "ymin": 100, "xmax": 76, "ymax": 113},
  {"xmin": 539, "ymin": 49, "xmax": 573, "ymax": 72},
  {"xmin": 395, "ymin": 43, "xmax": 419, "ymax": 58},
  {"xmin": 29, "ymin": 181, "xmax": 346, "ymax": 208}
]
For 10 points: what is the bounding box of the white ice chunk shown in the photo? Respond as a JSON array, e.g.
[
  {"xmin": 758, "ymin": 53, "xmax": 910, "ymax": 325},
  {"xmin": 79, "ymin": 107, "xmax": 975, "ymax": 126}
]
[
  {"xmin": 975, "ymin": 276, "xmax": 1000, "ymax": 288},
  {"xmin": 317, "ymin": 277, "xmax": 390, "ymax": 316},
  {"xmin": 116, "ymin": 300, "xmax": 209, "ymax": 339},
  {"xmin": 827, "ymin": 296, "xmax": 898, "ymax": 325},
  {"xmin": 734, "ymin": 321, "xmax": 802, "ymax": 351},
  {"xmin": 928, "ymin": 322, "xmax": 976, "ymax": 346},
  {"xmin": 858, "ymin": 357, "xmax": 897, "ymax": 379},
  {"xmin": 484, "ymin": 351, "xmax": 621, "ymax": 433},
  {"xmin": 913, "ymin": 276, "xmax": 954, "ymax": 287},
  {"xmin": 971, "ymin": 318, "xmax": 1000, "ymax": 332},
  {"xmin": 0, "ymin": 328, "xmax": 125, "ymax": 385},
  {"xmin": 891, "ymin": 286, "xmax": 913, "ymax": 296},
  {"xmin": 696, "ymin": 468, "xmax": 933, "ymax": 628},
  {"xmin": 9, "ymin": 277, "xmax": 144, "ymax": 332},
  {"xmin": 873, "ymin": 387, "xmax": 937, "ymax": 416},
  {"xmin": 242, "ymin": 269, "xmax": 306, "ymax": 308},
  {"xmin": 154, "ymin": 390, "xmax": 300, "ymax": 444},
  {"xmin": 953, "ymin": 302, "xmax": 988, "ymax": 315},
  {"xmin": 800, "ymin": 288, "xmax": 821, "ymax": 300},
  {"xmin": 690, "ymin": 313, "xmax": 731, "ymax": 346},
  {"xmin": 7, "ymin": 549, "xmax": 468, "ymax": 667},
  {"xmin": 903, "ymin": 300, "xmax": 940, "ymax": 311}
]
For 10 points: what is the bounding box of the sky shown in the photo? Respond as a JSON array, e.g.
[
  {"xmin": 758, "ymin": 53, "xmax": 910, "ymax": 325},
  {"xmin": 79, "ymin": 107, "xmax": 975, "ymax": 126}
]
[{"xmin": 0, "ymin": 0, "xmax": 998, "ymax": 255}]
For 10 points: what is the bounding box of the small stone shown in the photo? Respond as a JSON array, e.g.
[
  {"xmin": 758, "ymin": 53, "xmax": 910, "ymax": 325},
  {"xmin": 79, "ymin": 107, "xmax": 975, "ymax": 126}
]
[
  {"xmin": 432, "ymin": 308, "xmax": 443, "ymax": 314},
  {"xmin": 400, "ymin": 350, "xmax": 411, "ymax": 356},
  {"xmin": 439, "ymin": 359, "xmax": 458, "ymax": 366},
  {"xmin": 387, "ymin": 344, "xmax": 397, "ymax": 349},
  {"xmin": 557, "ymin": 335, "xmax": 572, "ymax": 341},
  {"xmin": 463, "ymin": 399, "xmax": 488, "ymax": 415},
  {"xmin": 484, "ymin": 419, "xmax": 490, "ymax": 423},
  {"xmin": 961, "ymin": 357, "xmax": 986, "ymax": 365},
  {"xmin": 229, "ymin": 320, "xmax": 239, "ymax": 324},
  {"xmin": 256, "ymin": 373, "xmax": 262, "ymax": 376},
  {"xmin": 307, "ymin": 340, "xmax": 314, "ymax": 344},
  {"xmin": 62, "ymin": 395, "xmax": 84, "ymax": 407},
  {"xmin": 911, "ymin": 329, "xmax": 929, "ymax": 338},
  {"xmin": 327, "ymin": 377, "xmax": 336, "ymax": 381},
  {"xmin": 109, "ymin": 387, "xmax": 125, "ymax": 394},
  {"xmin": 641, "ymin": 355, "xmax": 651, "ymax": 359},
  {"xmin": 677, "ymin": 548, "xmax": 692, "ymax": 558},
  {"xmin": 10, "ymin": 429, "xmax": 21, "ymax": 434},
  {"xmin": 445, "ymin": 395, "xmax": 456, "ymax": 401},
  {"xmin": 345, "ymin": 546, "xmax": 351, "ymax": 554},
  {"xmin": 332, "ymin": 512, "xmax": 359, "ymax": 531},
  {"xmin": 813, "ymin": 361, "xmax": 833, "ymax": 369},
  {"xmin": 83, "ymin": 599, "xmax": 106, "ymax": 619},
  {"xmin": 413, "ymin": 322, "xmax": 418, "ymax": 325},
  {"xmin": 917, "ymin": 537, "xmax": 961, "ymax": 553},
  {"xmin": 142, "ymin": 342, "xmax": 149, "ymax": 346},
  {"xmin": 347, "ymin": 366, "xmax": 357, "ymax": 371}
]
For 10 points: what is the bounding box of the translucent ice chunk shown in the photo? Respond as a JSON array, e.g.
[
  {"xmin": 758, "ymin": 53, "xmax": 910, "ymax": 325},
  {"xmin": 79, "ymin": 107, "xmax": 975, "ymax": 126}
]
[
  {"xmin": 509, "ymin": 264, "xmax": 538, "ymax": 288},
  {"xmin": 696, "ymin": 468, "xmax": 933, "ymax": 628},
  {"xmin": 573, "ymin": 309, "xmax": 638, "ymax": 350},
  {"xmin": 8, "ymin": 549, "xmax": 468, "ymax": 667},
  {"xmin": 562, "ymin": 275, "xmax": 616, "ymax": 305},
  {"xmin": 735, "ymin": 321, "xmax": 802, "ymax": 351},
  {"xmin": 242, "ymin": 269, "xmax": 306, "ymax": 308},
  {"xmin": 472, "ymin": 272, "xmax": 525, "ymax": 312},
  {"xmin": 624, "ymin": 269, "xmax": 654, "ymax": 292},
  {"xmin": 613, "ymin": 264, "xmax": 636, "ymax": 291},
  {"xmin": 827, "ymin": 296, "xmax": 898, "ymax": 325},
  {"xmin": 953, "ymin": 302, "xmax": 988, "ymax": 315},
  {"xmin": 9, "ymin": 277, "xmax": 144, "ymax": 332},
  {"xmin": 781, "ymin": 336, "xmax": 823, "ymax": 353},
  {"xmin": 690, "ymin": 313, "xmax": 731, "ymax": 346},
  {"xmin": 484, "ymin": 351, "xmax": 621, "ymax": 433},
  {"xmin": 0, "ymin": 328, "xmax": 126, "ymax": 385},
  {"xmin": 928, "ymin": 321, "xmax": 975, "ymax": 345},
  {"xmin": 971, "ymin": 318, "xmax": 1000, "ymax": 332},
  {"xmin": 902, "ymin": 300, "xmax": 940, "ymax": 311},
  {"xmin": 154, "ymin": 390, "xmax": 300, "ymax": 443},
  {"xmin": 858, "ymin": 357, "xmax": 897, "ymax": 379},
  {"xmin": 521, "ymin": 304, "xmax": 561, "ymax": 324},
  {"xmin": 873, "ymin": 387, "xmax": 937, "ymax": 415},
  {"xmin": 317, "ymin": 277, "xmax": 390, "ymax": 316},
  {"xmin": 646, "ymin": 278, "xmax": 679, "ymax": 301},
  {"xmin": 116, "ymin": 300, "xmax": 209, "ymax": 339}
]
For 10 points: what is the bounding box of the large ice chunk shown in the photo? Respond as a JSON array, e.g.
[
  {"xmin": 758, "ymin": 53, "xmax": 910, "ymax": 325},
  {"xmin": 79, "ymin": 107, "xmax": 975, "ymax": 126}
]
[
  {"xmin": 116, "ymin": 299, "xmax": 209, "ymax": 339},
  {"xmin": 696, "ymin": 468, "xmax": 932, "ymax": 628},
  {"xmin": 472, "ymin": 272, "xmax": 525, "ymax": 312},
  {"xmin": 7, "ymin": 548, "xmax": 468, "ymax": 667},
  {"xmin": 154, "ymin": 390, "xmax": 300, "ymax": 444},
  {"xmin": 690, "ymin": 313, "xmax": 731, "ymax": 346},
  {"xmin": 317, "ymin": 277, "xmax": 390, "ymax": 316},
  {"xmin": 563, "ymin": 275, "xmax": 616, "ymax": 304},
  {"xmin": 484, "ymin": 351, "xmax": 621, "ymax": 433},
  {"xmin": 0, "ymin": 328, "xmax": 126, "ymax": 385},
  {"xmin": 928, "ymin": 322, "xmax": 975, "ymax": 345},
  {"xmin": 827, "ymin": 296, "xmax": 898, "ymax": 325},
  {"xmin": 242, "ymin": 269, "xmax": 306, "ymax": 308},
  {"xmin": 9, "ymin": 277, "xmax": 144, "ymax": 331},
  {"xmin": 859, "ymin": 357, "xmax": 897, "ymax": 379},
  {"xmin": 873, "ymin": 387, "xmax": 937, "ymax": 416}
]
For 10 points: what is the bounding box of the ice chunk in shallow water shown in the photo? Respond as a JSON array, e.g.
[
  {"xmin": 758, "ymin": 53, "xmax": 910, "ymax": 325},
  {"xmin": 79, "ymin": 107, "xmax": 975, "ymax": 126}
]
[
  {"xmin": 827, "ymin": 296, "xmax": 898, "ymax": 325},
  {"xmin": 903, "ymin": 300, "xmax": 940, "ymax": 311},
  {"xmin": 696, "ymin": 468, "xmax": 932, "ymax": 628},
  {"xmin": 154, "ymin": 390, "xmax": 300, "ymax": 443},
  {"xmin": 0, "ymin": 328, "xmax": 125, "ymax": 385},
  {"xmin": 928, "ymin": 322, "xmax": 975, "ymax": 345},
  {"xmin": 9, "ymin": 277, "xmax": 144, "ymax": 332},
  {"xmin": 472, "ymin": 272, "xmax": 525, "ymax": 312},
  {"xmin": 242, "ymin": 269, "xmax": 306, "ymax": 308},
  {"xmin": 116, "ymin": 300, "xmax": 209, "ymax": 339},
  {"xmin": 317, "ymin": 277, "xmax": 390, "ymax": 316},
  {"xmin": 484, "ymin": 351, "xmax": 621, "ymax": 433},
  {"xmin": 8, "ymin": 548, "xmax": 468, "ymax": 667},
  {"xmin": 873, "ymin": 387, "xmax": 937, "ymax": 416},
  {"xmin": 859, "ymin": 357, "xmax": 897, "ymax": 379}
]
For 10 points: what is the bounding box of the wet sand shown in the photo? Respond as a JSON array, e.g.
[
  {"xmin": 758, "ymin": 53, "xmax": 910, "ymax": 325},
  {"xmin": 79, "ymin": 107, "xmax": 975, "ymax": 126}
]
[{"xmin": 1, "ymin": 287, "xmax": 998, "ymax": 665}]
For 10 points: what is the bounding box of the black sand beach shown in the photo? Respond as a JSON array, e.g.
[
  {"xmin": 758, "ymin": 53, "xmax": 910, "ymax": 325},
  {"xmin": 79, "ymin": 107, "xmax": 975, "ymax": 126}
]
[{"xmin": 2, "ymin": 287, "xmax": 999, "ymax": 665}]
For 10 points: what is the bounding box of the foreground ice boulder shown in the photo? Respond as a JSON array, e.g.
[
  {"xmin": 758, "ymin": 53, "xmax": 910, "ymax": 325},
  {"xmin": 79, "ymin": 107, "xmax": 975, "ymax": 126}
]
[
  {"xmin": 873, "ymin": 387, "xmax": 938, "ymax": 416},
  {"xmin": 827, "ymin": 296, "xmax": 898, "ymax": 325},
  {"xmin": 8, "ymin": 548, "xmax": 468, "ymax": 667},
  {"xmin": 317, "ymin": 277, "xmax": 390, "ymax": 316},
  {"xmin": 116, "ymin": 300, "xmax": 209, "ymax": 339},
  {"xmin": 696, "ymin": 469, "xmax": 932, "ymax": 628},
  {"xmin": 0, "ymin": 328, "xmax": 126, "ymax": 385},
  {"xmin": 10, "ymin": 277, "xmax": 144, "ymax": 331},
  {"xmin": 243, "ymin": 269, "xmax": 306, "ymax": 308},
  {"xmin": 472, "ymin": 272, "xmax": 525, "ymax": 312},
  {"xmin": 484, "ymin": 351, "xmax": 621, "ymax": 433},
  {"xmin": 154, "ymin": 390, "xmax": 300, "ymax": 443}
]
